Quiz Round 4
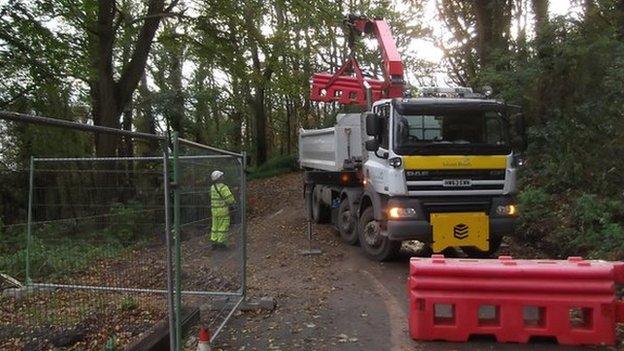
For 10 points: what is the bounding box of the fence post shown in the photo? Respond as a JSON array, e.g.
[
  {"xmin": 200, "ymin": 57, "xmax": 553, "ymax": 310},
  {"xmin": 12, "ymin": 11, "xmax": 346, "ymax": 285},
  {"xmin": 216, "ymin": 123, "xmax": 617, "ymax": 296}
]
[
  {"xmin": 163, "ymin": 144, "xmax": 176, "ymax": 351},
  {"xmin": 240, "ymin": 151, "xmax": 247, "ymax": 296},
  {"xmin": 172, "ymin": 131, "xmax": 182, "ymax": 351},
  {"xmin": 25, "ymin": 155, "xmax": 34, "ymax": 285}
]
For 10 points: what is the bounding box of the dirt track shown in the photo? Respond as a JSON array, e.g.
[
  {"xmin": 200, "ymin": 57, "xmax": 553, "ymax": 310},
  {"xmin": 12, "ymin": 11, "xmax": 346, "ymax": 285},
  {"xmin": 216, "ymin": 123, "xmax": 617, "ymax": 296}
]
[{"xmin": 214, "ymin": 172, "xmax": 602, "ymax": 351}]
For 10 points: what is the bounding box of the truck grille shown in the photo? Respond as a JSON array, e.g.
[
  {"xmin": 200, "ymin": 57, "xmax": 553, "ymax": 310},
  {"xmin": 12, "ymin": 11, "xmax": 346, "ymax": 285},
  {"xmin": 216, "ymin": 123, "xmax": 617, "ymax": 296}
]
[
  {"xmin": 405, "ymin": 169, "xmax": 505, "ymax": 192},
  {"xmin": 421, "ymin": 198, "xmax": 492, "ymax": 219}
]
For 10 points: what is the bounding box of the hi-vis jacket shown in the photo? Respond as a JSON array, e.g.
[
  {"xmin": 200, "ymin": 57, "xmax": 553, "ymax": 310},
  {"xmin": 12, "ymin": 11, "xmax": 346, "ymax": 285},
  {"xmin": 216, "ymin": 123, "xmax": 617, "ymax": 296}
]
[{"xmin": 210, "ymin": 183, "xmax": 235, "ymax": 216}]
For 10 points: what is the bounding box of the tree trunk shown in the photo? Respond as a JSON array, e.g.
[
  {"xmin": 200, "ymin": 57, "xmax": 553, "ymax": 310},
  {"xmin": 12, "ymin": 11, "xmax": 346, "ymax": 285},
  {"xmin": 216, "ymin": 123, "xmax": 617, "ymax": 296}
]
[
  {"xmin": 474, "ymin": 0, "xmax": 495, "ymax": 69},
  {"xmin": 616, "ymin": 0, "xmax": 624, "ymax": 39},
  {"xmin": 91, "ymin": 0, "xmax": 119, "ymax": 157},
  {"xmin": 137, "ymin": 74, "xmax": 158, "ymax": 156},
  {"xmin": 248, "ymin": 30, "xmax": 273, "ymax": 166},
  {"xmin": 474, "ymin": 0, "xmax": 511, "ymax": 70},
  {"xmin": 120, "ymin": 106, "xmax": 134, "ymax": 157},
  {"xmin": 532, "ymin": 0, "xmax": 551, "ymax": 125},
  {"xmin": 91, "ymin": 82, "xmax": 120, "ymax": 157},
  {"xmin": 169, "ymin": 42, "xmax": 185, "ymax": 137},
  {"xmin": 89, "ymin": 0, "xmax": 168, "ymax": 156},
  {"xmin": 253, "ymin": 84, "xmax": 268, "ymax": 165},
  {"xmin": 532, "ymin": 0, "xmax": 549, "ymax": 36}
]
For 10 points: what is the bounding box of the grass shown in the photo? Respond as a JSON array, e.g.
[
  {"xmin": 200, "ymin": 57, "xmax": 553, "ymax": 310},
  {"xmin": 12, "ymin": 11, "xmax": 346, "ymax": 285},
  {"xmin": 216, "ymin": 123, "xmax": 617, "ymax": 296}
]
[
  {"xmin": 0, "ymin": 203, "xmax": 152, "ymax": 283},
  {"xmin": 248, "ymin": 154, "xmax": 298, "ymax": 179},
  {"xmin": 0, "ymin": 233, "xmax": 130, "ymax": 283}
]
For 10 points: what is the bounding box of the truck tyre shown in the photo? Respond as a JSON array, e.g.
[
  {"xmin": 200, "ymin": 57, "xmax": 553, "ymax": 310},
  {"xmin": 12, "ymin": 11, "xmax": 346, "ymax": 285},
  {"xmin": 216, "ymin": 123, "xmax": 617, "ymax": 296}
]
[
  {"xmin": 312, "ymin": 186, "xmax": 331, "ymax": 223},
  {"xmin": 358, "ymin": 207, "xmax": 401, "ymax": 261},
  {"xmin": 461, "ymin": 235, "xmax": 503, "ymax": 258},
  {"xmin": 337, "ymin": 199, "xmax": 358, "ymax": 245}
]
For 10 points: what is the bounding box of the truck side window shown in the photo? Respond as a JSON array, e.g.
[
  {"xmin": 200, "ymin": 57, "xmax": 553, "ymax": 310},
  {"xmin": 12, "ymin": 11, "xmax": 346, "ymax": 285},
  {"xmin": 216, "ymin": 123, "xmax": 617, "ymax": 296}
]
[
  {"xmin": 485, "ymin": 112, "xmax": 505, "ymax": 145},
  {"xmin": 378, "ymin": 104, "xmax": 390, "ymax": 149}
]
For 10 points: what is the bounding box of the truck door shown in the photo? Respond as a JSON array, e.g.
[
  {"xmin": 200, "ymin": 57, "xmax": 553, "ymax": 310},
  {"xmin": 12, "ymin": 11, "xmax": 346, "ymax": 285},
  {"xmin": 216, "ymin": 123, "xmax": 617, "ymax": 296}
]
[{"xmin": 367, "ymin": 103, "xmax": 391, "ymax": 194}]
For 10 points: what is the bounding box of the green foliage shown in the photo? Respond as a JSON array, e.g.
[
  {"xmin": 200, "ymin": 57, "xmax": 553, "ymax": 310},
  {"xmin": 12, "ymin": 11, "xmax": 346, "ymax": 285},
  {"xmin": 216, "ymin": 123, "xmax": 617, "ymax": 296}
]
[
  {"xmin": 517, "ymin": 189, "xmax": 624, "ymax": 260},
  {"xmin": 106, "ymin": 201, "xmax": 149, "ymax": 242},
  {"xmin": 248, "ymin": 155, "xmax": 298, "ymax": 179},
  {"xmin": 105, "ymin": 335, "xmax": 118, "ymax": 351},
  {"xmin": 0, "ymin": 200, "xmax": 151, "ymax": 281},
  {"xmin": 0, "ymin": 230, "xmax": 128, "ymax": 282},
  {"xmin": 0, "ymin": 222, "xmax": 25, "ymax": 256},
  {"xmin": 120, "ymin": 296, "xmax": 138, "ymax": 311},
  {"xmin": 449, "ymin": 2, "xmax": 624, "ymax": 260}
]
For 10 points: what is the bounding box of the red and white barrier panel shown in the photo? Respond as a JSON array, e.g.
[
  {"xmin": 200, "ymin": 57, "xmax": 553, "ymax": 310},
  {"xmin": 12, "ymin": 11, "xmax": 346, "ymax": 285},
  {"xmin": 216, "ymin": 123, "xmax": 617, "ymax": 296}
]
[{"xmin": 408, "ymin": 255, "xmax": 624, "ymax": 346}]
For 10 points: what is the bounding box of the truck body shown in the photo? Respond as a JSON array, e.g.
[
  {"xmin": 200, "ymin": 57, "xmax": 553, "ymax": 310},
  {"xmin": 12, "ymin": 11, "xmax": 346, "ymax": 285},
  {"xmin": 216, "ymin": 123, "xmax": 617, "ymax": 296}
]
[{"xmin": 299, "ymin": 96, "xmax": 523, "ymax": 260}]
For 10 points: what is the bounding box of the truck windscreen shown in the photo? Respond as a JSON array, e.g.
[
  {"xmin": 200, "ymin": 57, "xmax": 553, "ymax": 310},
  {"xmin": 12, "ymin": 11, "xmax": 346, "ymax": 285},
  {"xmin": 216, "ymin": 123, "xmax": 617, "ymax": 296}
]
[{"xmin": 393, "ymin": 111, "xmax": 510, "ymax": 155}]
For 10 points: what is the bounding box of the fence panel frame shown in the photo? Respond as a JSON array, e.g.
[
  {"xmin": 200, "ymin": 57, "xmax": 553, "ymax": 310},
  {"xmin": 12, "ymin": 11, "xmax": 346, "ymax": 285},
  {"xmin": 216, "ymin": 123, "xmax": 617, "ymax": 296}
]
[
  {"xmin": 173, "ymin": 136, "xmax": 248, "ymax": 348},
  {"xmin": 1, "ymin": 111, "xmax": 248, "ymax": 350},
  {"xmin": 25, "ymin": 154, "xmax": 178, "ymax": 350},
  {"xmin": 0, "ymin": 111, "xmax": 177, "ymax": 350}
]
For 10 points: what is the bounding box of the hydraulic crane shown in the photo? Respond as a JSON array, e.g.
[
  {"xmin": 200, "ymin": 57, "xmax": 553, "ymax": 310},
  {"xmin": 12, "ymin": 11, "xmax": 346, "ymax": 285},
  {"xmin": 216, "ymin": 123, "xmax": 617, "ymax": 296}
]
[{"xmin": 309, "ymin": 15, "xmax": 405, "ymax": 106}]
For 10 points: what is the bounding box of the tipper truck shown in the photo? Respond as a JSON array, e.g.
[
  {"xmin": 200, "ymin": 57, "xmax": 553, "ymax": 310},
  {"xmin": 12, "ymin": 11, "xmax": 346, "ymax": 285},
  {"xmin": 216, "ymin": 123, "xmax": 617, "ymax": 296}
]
[{"xmin": 299, "ymin": 15, "xmax": 527, "ymax": 261}]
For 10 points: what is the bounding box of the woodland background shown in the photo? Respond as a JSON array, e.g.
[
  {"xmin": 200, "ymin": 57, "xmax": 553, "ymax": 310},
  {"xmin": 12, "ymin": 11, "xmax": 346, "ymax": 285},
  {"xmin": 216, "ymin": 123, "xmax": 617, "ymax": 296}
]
[{"xmin": 1, "ymin": 0, "xmax": 624, "ymax": 259}]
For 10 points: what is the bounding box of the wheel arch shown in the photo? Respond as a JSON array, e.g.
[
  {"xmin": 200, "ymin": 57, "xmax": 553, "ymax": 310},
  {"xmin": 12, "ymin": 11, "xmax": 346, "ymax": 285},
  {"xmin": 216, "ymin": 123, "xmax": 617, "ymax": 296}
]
[
  {"xmin": 358, "ymin": 189, "xmax": 387, "ymax": 221},
  {"xmin": 340, "ymin": 188, "xmax": 363, "ymax": 214}
]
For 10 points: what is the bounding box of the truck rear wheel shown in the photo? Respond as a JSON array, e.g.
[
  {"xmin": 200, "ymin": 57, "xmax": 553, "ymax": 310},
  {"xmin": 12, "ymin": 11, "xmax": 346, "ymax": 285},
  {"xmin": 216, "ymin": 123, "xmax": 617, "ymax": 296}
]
[
  {"xmin": 338, "ymin": 199, "xmax": 358, "ymax": 245},
  {"xmin": 358, "ymin": 207, "xmax": 400, "ymax": 261},
  {"xmin": 461, "ymin": 236, "xmax": 502, "ymax": 258},
  {"xmin": 311, "ymin": 186, "xmax": 331, "ymax": 223}
]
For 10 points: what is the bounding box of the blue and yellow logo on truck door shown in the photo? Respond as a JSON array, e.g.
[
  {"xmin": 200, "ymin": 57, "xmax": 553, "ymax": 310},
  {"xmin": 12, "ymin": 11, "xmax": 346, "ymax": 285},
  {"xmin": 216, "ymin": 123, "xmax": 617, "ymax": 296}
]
[{"xmin": 403, "ymin": 155, "xmax": 507, "ymax": 170}]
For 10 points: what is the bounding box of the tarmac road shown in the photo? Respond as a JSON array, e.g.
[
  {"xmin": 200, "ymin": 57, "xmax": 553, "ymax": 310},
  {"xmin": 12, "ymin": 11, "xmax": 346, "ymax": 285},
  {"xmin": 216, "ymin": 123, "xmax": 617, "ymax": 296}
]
[
  {"xmin": 321, "ymin": 246, "xmax": 595, "ymax": 351},
  {"xmin": 213, "ymin": 173, "xmax": 605, "ymax": 351}
]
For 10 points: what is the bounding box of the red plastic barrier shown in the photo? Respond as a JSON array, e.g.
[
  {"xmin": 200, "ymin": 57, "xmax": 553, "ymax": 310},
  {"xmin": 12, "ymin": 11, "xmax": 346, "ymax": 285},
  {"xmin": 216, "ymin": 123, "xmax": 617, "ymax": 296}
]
[{"xmin": 408, "ymin": 255, "xmax": 624, "ymax": 346}]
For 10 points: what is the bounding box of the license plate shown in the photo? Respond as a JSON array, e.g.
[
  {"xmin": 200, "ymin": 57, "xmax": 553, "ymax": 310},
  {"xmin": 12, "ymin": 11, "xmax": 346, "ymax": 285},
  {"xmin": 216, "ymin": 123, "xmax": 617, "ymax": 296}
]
[
  {"xmin": 431, "ymin": 212, "xmax": 489, "ymax": 252},
  {"xmin": 443, "ymin": 179, "xmax": 472, "ymax": 187}
]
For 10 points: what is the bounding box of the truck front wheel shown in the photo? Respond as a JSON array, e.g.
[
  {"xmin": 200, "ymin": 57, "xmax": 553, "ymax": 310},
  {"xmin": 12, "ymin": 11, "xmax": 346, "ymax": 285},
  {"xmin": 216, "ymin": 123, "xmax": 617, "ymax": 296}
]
[
  {"xmin": 338, "ymin": 199, "xmax": 358, "ymax": 245},
  {"xmin": 358, "ymin": 207, "xmax": 401, "ymax": 261}
]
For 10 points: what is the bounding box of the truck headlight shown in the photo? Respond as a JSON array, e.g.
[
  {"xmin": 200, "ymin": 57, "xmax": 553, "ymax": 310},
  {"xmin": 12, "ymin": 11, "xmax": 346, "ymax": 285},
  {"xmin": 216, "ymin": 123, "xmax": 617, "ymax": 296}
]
[
  {"xmin": 389, "ymin": 207, "xmax": 417, "ymax": 219},
  {"xmin": 496, "ymin": 204, "xmax": 518, "ymax": 216}
]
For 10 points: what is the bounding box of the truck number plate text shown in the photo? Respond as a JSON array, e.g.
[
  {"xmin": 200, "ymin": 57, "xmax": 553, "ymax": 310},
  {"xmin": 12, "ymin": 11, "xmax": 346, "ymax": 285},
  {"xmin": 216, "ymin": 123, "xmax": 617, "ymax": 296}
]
[{"xmin": 443, "ymin": 179, "xmax": 472, "ymax": 187}]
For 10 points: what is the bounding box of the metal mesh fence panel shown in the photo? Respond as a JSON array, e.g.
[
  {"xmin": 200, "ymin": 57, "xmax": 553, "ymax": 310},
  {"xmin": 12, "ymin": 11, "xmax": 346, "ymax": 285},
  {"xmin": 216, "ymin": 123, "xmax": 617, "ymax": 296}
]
[
  {"xmin": 173, "ymin": 136, "xmax": 246, "ymax": 348},
  {"xmin": 1, "ymin": 157, "xmax": 172, "ymax": 350},
  {"xmin": 0, "ymin": 112, "xmax": 247, "ymax": 351}
]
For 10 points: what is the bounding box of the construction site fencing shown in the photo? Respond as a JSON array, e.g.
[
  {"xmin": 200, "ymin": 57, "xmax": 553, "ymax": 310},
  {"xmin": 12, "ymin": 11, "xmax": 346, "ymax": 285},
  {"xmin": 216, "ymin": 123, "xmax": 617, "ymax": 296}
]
[
  {"xmin": 0, "ymin": 111, "xmax": 247, "ymax": 351},
  {"xmin": 171, "ymin": 134, "xmax": 247, "ymax": 350},
  {"xmin": 1, "ymin": 152, "xmax": 176, "ymax": 350}
]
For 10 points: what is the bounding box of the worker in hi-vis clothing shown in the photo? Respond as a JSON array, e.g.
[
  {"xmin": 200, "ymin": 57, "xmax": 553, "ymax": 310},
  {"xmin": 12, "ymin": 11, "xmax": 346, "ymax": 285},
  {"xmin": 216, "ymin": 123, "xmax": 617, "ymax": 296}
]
[{"xmin": 210, "ymin": 170, "xmax": 235, "ymax": 249}]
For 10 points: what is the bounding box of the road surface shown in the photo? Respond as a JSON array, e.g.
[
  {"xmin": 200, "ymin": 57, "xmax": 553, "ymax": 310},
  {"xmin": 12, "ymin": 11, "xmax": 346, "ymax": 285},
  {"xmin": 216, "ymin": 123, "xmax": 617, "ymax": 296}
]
[{"xmin": 214, "ymin": 173, "xmax": 604, "ymax": 351}]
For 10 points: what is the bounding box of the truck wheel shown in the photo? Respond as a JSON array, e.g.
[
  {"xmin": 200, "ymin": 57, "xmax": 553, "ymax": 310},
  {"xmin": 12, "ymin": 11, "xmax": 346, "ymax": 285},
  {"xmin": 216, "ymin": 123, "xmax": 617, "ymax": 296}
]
[
  {"xmin": 312, "ymin": 186, "xmax": 331, "ymax": 223},
  {"xmin": 337, "ymin": 199, "xmax": 358, "ymax": 245},
  {"xmin": 461, "ymin": 236, "xmax": 503, "ymax": 258},
  {"xmin": 358, "ymin": 207, "xmax": 401, "ymax": 261}
]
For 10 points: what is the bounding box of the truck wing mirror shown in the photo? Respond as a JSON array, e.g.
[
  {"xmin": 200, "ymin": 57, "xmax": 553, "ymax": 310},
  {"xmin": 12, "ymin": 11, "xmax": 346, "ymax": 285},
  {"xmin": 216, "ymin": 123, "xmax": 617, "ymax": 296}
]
[
  {"xmin": 364, "ymin": 112, "xmax": 380, "ymax": 136},
  {"xmin": 365, "ymin": 139, "xmax": 379, "ymax": 152}
]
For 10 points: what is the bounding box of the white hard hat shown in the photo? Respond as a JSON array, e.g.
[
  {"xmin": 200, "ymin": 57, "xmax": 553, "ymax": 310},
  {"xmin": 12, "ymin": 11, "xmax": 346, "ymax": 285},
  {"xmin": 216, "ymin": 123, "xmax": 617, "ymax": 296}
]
[{"xmin": 211, "ymin": 170, "xmax": 224, "ymax": 181}]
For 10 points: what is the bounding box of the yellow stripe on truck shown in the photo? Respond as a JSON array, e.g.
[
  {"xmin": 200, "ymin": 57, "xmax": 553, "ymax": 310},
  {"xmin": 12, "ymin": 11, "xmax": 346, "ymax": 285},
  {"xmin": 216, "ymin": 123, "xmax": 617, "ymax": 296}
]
[{"xmin": 403, "ymin": 155, "xmax": 507, "ymax": 170}]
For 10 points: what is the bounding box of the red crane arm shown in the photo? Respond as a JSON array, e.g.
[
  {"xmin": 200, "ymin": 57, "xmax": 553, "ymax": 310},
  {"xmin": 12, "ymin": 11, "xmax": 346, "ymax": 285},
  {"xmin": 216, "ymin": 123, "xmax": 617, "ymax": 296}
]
[{"xmin": 310, "ymin": 16, "xmax": 405, "ymax": 106}]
